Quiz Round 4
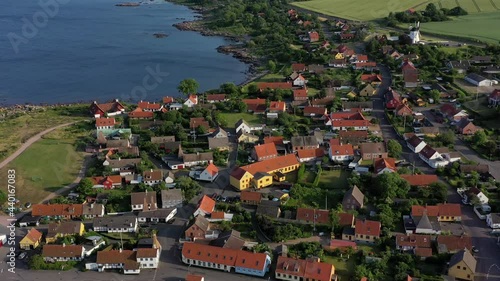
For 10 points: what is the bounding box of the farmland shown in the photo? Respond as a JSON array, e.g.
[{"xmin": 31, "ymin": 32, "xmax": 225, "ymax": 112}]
[{"xmin": 291, "ymin": 0, "xmax": 500, "ymax": 42}]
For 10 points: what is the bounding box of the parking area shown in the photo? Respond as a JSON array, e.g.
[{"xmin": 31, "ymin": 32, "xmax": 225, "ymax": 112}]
[{"xmin": 440, "ymin": 221, "xmax": 466, "ymax": 236}]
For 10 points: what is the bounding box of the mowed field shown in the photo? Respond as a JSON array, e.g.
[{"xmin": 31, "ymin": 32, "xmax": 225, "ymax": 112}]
[
  {"xmin": 291, "ymin": 0, "xmax": 500, "ymax": 42},
  {"xmin": 0, "ymin": 128, "xmax": 85, "ymax": 207}
]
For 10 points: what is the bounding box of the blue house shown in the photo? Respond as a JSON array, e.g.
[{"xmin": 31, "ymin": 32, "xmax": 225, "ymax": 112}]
[{"xmin": 235, "ymin": 251, "xmax": 271, "ymax": 277}]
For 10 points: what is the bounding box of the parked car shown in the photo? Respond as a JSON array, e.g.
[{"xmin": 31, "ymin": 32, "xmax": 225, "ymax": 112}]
[
  {"xmin": 472, "ymin": 246, "xmax": 479, "ymax": 253},
  {"xmin": 18, "ymin": 252, "xmax": 27, "ymax": 260}
]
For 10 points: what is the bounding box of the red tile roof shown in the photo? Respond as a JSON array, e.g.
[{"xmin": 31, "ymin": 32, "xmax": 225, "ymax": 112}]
[
  {"xmin": 240, "ymin": 191, "xmax": 262, "ymax": 202},
  {"xmin": 32, "ymin": 204, "xmax": 84, "ymax": 217},
  {"xmin": 198, "ymin": 195, "xmax": 215, "ymax": 214},
  {"xmin": 400, "ymin": 174, "xmax": 439, "ymax": 186},
  {"xmin": 395, "ymin": 234, "xmax": 431, "ymax": 248},
  {"xmin": 204, "ymin": 163, "xmax": 218, "ymax": 176},
  {"xmin": 207, "ymin": 94, "xmax": 227, "ymax": 102},
  {"xmin": 355, "ymin": 219, "xmax": 381, "ymax": 237},
  {"xmin": 42, "ymin": 245, "xmax": 83, "ymax": 258},
  {"xmin": 96, "ymin": 117, "xmax": 116, "ymax": 127},
  {"xmin": 356, "ymin": 55, "xmax": 368, "ymax": 61},
  {"xmin": 329, "ymin": 143, "xmax": 354, "ymax": 156},
  {"xmin": 276, "ymin": 256, "xmax": 306, "ymax": 277},
  {"xmin": 97, "ymin": 249, "xmax": 136, "ymax": 264},
  {"xmin": 308, "ymin": 31, "xmax": 320, "ymax": 41},
  {"xmin": 136, "ymin": 248, "xmax": 158, "ymax": 258},
  {"xmin": 128, "ymin": 107, "xmax": 154, "ymax": 119},
  {"xmin": 211, "ymin": 211, "xmax": 225, "ymax": 219},
  {"xmin": 138, "ymin": 101, "xmax": 162, "ymax": 110},
  {"xmin": 332, "ymin": 119, "xmax": 370, "ymax": 128},
  {"xmin": 257, "ymin": 82, "xmax": 292, "ymax": 91},
  {"xmin": 339, "ymin": 213, "xmax": 355, "ymax": 227},
  {"xmin": 329, "ymin": 239, "xmax": 357, "ymax": 250},
  {"xmin": 90, "ymin": 100, "xmax": 125, "ymax": 115},
  {"xmin": 187, "ymin": 94, "xmax": 198, "ymax": 104},
  {"xmin": 296, "ymin": 208, "xmax": 329, "ymax": 224},
  {"xmin": 411, "ymin": 203, "xmax": 461, "ymax": 217},
  {"xmin": 339, "ymin": 130, "xmax": 368, "ymax": 139},
  {"xmin": 355, "ymin": 62, "xmax": 377, "ymax": 68},
  {"xmin": 292, "ymin": 63, "xmax": 307, "ymax": 72},
  {"xmin": 241, "ymin": 154, "xmax": 299, "ymax": 176},
  {"xmin": 254, "ymin": 143, "xmax": 278, "ymax": 160},
  {"xmin": 293, "ymin": 89, "xmax": 308, "ymax": 100},
  {"xmin": 243, "ymin": 98, "xmax": 266, "ymax": 105},
  {"xmin": 360, "ymin": 74, "xmax": 383, "ymax": 83},
  {"xmin": 297, "ymin": 148, "xmax": 325, "ymax": 160},
  {"xmin": 264, "ymin": 136, "xmax": 284, "ymax": 145},
  {"xmin": 437, "ymin": 235, "xmax": 472, "ymax": 252},
  {"xmin": 440, "ymin": 104, "xmax": 459, "ymax": 117},
  {"xmin": 190, "ymin": 117, "xmax": 209, "ymax": 130},
  {"xmin": 276, "ymin": 256, "xmax": 334, "ymax": 281},
  {"xmin": 90, "ymin": 175, "xmax": 122, "ymax": 186},
  {"xmin": 304, "ymin": 106, "xmax": 327, "ymax": 115},
  {"xmin": 186, "ymin": 274, "xmax": 204, "ymax": 281},
  {"xmin": 163, "ymin": 96, "xmax": 174, "ymax": 104},
  {"xmin": 234, "ymin": 249, "xmax": 269, "ymax": 270}
]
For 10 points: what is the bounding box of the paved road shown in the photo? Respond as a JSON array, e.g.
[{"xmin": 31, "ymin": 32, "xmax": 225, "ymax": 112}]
[{"xmin": 0, "ymin": 122, "xmax": 77, "ymax": 170}]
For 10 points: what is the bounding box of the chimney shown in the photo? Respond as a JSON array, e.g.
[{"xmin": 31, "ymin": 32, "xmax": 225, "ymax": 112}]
[
  {"xmin": 62, "ymin": 243, "xmax": 66, "ymax": 247},
  {"xmin": 119, "ymin": 248, "xmax": 122, "ymax": 253}
]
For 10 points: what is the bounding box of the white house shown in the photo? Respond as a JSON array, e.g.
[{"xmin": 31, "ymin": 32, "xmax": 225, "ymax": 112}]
[
  {"xmin": 466, "ymin": 187, "xmax": 489, "ymax": 205},
  {"xmin": 328, "ymin": 142, "xmax": 354, "ymax": 162},
  {"xmin": 131, "ymin": 191, "xmax": 157, "ymax": 211},
  {"xmin": 184, "ymin": 95, "xmax": 198, "ymax": 108},
  {"xmin": 235, "ymin": 119, "xmax": 264, "ymax": 134},
  {"xmin": 142, "ymin": 170, "xmax": 164, "ymax": 186},
  {"xmin": 93, "ymin": 216, "xmax": 138, "ymax": 233},
  {"xmin": 465, "ymin": 73, "xmax": 494, "ymax": 87},
  {"xmin": 95, "ymin": 117, "xmax": 116, "ymax": 130},
  {"xmin": 138, "ymin": 208, "xmax": 177, "ymax": 223},
  {"xmin": 136, "ymin": 247, "xmax": 160, "ymax": 269},
  {"xmin": 292, "ymin": 74, "xmax": 307, "ymax": 86},
  {"xmin": 407, "ymin": 135, "xmax": 426, "ymax": 153},
  {"xmin": 486, "ymin": 213, "xmax": 500, "ymax": 229},
  {"xmin": 169, "ymin": 103, "xmax": 183, "ymax": 110},
  {"xmin": 419, "ymin": 145, "xmax": 448, "ymax": 168},
  {"xmin": 198, "ymin": 163, "xmax": 219, "ymax": 182},
  {"xmin": 165, "ymin": 171, "xmax": 175, "ymax": 188},
  {"xmin": 42, "ymin": 245, "xmax": 84, "ymax": 262}
]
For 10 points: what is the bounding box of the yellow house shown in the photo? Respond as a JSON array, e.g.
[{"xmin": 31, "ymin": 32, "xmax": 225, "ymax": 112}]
[
  {"xmin": 230, "ymin": 154, "xmax": 300, "ymax": 190},
  {"xmin": 46, "ymin": 221, "xmax": 85, "ymax": 243},
  {"xmin": 448, "ymin": 249, "xmax": 476, "ymax": 281},
  {"xmin": 20, "ymin": 228, "xmax": 43, "ymax": 250},
  {"xmin": 236, "ymin": 131, "xmax": 259, "ymax": 143},
  {"xmin": 334, "ymin": 53, "xmax": 344, "ymax": 60},
  {"xmin": 346, "ymin": 91, "xmax": 357, "ymax": 99},
  {"xmin": 252, "ymin": 172, "xmax": 273, "ymax": 189},
  {"xmin": 273, "ymin": 171, "xmax": 286, "ymax": 182}
]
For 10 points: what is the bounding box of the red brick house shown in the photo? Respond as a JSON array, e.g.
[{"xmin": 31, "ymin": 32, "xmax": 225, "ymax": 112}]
[
  {"xmin": 308, "ymin": 31, "xmax": 320, "ymax": 42},
  {"xmin": 296, "ymin": 208, "xmax": 330, "ymax": 224},
  {"xmin": 455, "ymin": 119, "xmax": 479, "ymax": 135},
  {"xmin": 385, "ymin": 88, "xmax": 402, "ymax": 109}
]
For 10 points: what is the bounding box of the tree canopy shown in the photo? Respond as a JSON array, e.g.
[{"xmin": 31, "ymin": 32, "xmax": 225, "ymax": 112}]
[{"xmin": 177, "ymin": 78, "xmax": 199, "ymax": 96}]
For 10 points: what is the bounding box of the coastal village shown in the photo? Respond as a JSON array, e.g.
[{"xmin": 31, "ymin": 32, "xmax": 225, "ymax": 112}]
[{"xmin": 2, "ymin": 1, "xmax": 500, "ymax": 281}]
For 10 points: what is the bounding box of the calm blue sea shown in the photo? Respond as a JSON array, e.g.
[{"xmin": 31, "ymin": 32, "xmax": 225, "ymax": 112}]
[{"xmin": 0, "ymin": 0, "xmax": 249, "ymax": 105}]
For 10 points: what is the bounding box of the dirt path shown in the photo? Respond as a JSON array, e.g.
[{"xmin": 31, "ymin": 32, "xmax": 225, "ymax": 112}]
[{"xmin": 0, "ymin": 121, "xmax": 77, "ymax": 169}]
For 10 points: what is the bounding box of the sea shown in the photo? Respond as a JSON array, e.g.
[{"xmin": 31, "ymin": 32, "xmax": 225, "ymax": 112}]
[{"xmin": 0, "ymin": 0, "xmax": 249, "ymax": 105}]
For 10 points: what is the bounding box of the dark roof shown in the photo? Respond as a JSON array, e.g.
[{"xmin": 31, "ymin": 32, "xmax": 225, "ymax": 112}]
[
  {"xmin": 419, "ymin": 145, "xmax": 437, "ymax": 159},
  {"xmin": 93, "ymin": 215, "xmax": 137, "ymax": 229},
  {"xmin": 208, "ymin": 137, "xmax": 229, "ymax": 149},
  {"xmin": 449, "ymin": 249, "xmax": 476, "ymax": 271},
  {"xmin": 407, "ymin": 135, "xmax": 424, "ymax": 148},
  {"xmin": 342, "ymin": 101, "xmax": 373, "ymax": 109},
  {"xmin": 416, "ymin": 212, "xmax": 433, "ymax": 230},
  {"xmin": 209, "ymin": 230, "xmax": 245, "ymax": 250},
  {"xmin": 460, "ymin": 164, "xmax": 489, "ymax": 174},
  {"xmin": 191, "ymin": 215, "xmax": 210, "ymax": 232},
  {"xmin": 466, "ymin": 73, "xmax": 488, "ymax": 83},
  {"xmin": 256, "ymin": 200, "xmax": 281, "ymax": 218},
  {"xmin": 291, "ymin": 136, "xmax": 319, "ymax": 148},
  {"xmin": 343, "ymin": 185, "xmax": 364, "ymax": 205}
]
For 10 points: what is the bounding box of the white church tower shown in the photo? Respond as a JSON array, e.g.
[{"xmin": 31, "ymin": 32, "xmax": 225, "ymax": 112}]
[{"xmin": 409, "ymin": 22, "xmax": 421, "ymax": 44}]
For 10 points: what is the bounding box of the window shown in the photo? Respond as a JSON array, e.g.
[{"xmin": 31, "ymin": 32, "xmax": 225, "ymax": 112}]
[{"xmin": 463, "ymin": 267, "xmax": 466, "ymax": 270}]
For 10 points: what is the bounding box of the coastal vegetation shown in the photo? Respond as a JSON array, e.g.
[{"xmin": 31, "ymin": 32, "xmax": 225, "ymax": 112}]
[{"xmin": 0, "ymin": 104, "xmax": 89, "ymax": 162}]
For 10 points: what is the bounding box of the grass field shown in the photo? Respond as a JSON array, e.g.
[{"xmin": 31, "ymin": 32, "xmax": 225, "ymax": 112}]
[
  {"xmin": 219, "ymin": 112, "xmax": 263, "ymax": 128},
  {"xmin": 323, "ymin": 255, "xmax": 355, "ymax": 280},
  {"xmin": 420, "ymin": 12, "xmax": 500, "ymax": 44},
  {"xmin": 318, "ymin": 169, "xmax": 349, "ymax": 189},
  {"xmin": 0, "ymin": 127, "xmax": 85, "ymax": 206},
  {"xmin": 0, "ymin": 105, "xmax": 89, "ymax": 162}
]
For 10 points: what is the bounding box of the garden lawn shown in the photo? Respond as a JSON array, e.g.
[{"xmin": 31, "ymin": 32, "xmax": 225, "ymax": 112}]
[
  {"xmin": 318, "ymin": 169, "xmax": 349, "ymax": 189},
  {"xmin": 464, "ymin": 97, "xmax": 498, "ymax": 119},
  {"xmin": 0, "ymin": 128, "xmax": 84, "ymax": 206},
  {"xmin": 323, "ymin": 255, "xmax": 355, "ymax": 281},
  {"xmin": 219, "ymin": 113, "xmax": 263, "ymax": 128}
]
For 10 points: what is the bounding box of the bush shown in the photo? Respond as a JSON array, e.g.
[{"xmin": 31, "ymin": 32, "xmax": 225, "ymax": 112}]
[{"xmin": 312, "ymin": 166, "xmax": 322, "ymax": 187}]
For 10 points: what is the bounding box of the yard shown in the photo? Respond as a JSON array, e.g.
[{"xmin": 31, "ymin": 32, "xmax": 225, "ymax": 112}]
[
  {"xmin": 323, "ymin": 254, "xmax": 356, "ymax": 281},
  {"xmin": 0, "ymin": 104, "xmax": 88, "ymax": 161},
  {"xmin": 219, "ymin": 112, "xmax": 263, "ymax": 128},
  {"xmin": 0, "ymin": 127, "xmax": 86, "ymax": 207},
  {"xmin": 464, "ymin": 97, "xmax": 498, "ymax": 119},
  {"xmin": 318, "ymin": 169, "xmax": 349, "ymax": 189}
]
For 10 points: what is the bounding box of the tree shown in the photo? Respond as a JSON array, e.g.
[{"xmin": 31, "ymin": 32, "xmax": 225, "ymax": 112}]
[
  {"xmin": 175, "ymin": 176, "xmax": 202, "ymax": 202},
  {"xmin": 267, "ymin": 60, "xmax": 277, "ymax": 73},
  {"xmin": 375, "ymin": 173, "xmax": 410, "ymax": 200},
  {"xmin": 177, "ymin": 78, "xmax": 199, "ymax": 96},
  {"xmin": 429, "ymin": 89, "xmax": 441, "ymax": 102},
  {"xmin": 76, "ymin": 178, "xmax": 94, "ymax": 195},
  {"xmin": 387, "ymin": 139, "xmax": 403, "ymax": 158},
  {"xmin": 472, "ymin": 130, "xmax": 487, "ymax": 146}
]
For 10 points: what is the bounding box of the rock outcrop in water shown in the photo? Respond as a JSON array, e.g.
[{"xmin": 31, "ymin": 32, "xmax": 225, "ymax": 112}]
[{"xmin": 115, "ymin": 2, "xmax": 140, "ymax": 7}]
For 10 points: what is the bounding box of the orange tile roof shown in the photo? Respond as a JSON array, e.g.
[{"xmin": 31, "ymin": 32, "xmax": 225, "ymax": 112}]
[
  {"xmin": 329, "ymin": 143, "xmax": 354, "ymax": 156},
  {"xmin": 332, "ymin": 119, "xmax": 370, "ymax": 128},
  {"xmin": 292, "ymin": 63, "xmax": 307, "ymax": 72},
  {"xmin": 204, "ymin": 163, "xmax": 219, "ymax": 176},
  {"xmin": 437, "ymin": 235, "xmax": 472, "ymax": 252},
  {"xmin": 241, "ymin": 154, "xmax": 299, "ymax": 176},
  {"xmin": 355, "ymin": 219, "xmax": 381, "ymax": 237},
  {"xmin": 400, "ymin": 174, "xmax": 439, "ymax": 186},
  {"xmin": 242, "ymin": 98, "xmax": 266, "ymax": 105},
  {"xmin": 269, "ymin": 101, "xmax": 286, "ymax": 112},
  {"xmin": 275, "ymin": 256, "xmax": 307, "ymax": 276},
  {"xmin": 32, "ymin": 204, "xmax": 84, "ymax": 217},
  {"xmin": 257, "ymin": 82, "xmax": 292, "ymax": 91},
  {"xmin": 360, "ymin": 74, "xmax": 382, "ymax": 83},
  {"xmin": 355, "ymin": 62, "xmax": 377, "ymax": 68},
  {"xmin": 293, "ymin": 89, "xmax": 308, "ymax": 99},
  {"xmin": 357, "ymin": 55, "xmax": 368, "ymax": 61},
  {"xmin": 338, "ymin": 213, "xmax": 355, "ymax": 226},
  {"xmin": 304, "ymin": 258, "xmax": 335, "ymax": 281},
  {"xmin": 95, "ymin": 117, "xmax": 116, "ymax": 127},
  {"xmin": 163, "ymin": 96, "xmax": 174, "ymax": 104},
  {"xmin": 206, "ymin": 94, "xmax": 226, "ymax": 101},
  {"xmin": 187, "ymin": 94, "xmax": 198, "ymax": 104},
  {"xmin": 412, "ymin": 205, "xmax": 439, "ymax": 217},
  {"xmin": 329, "ymin": 239, "xmax": 357, "ymax": 250},
  {"xmin": 276, "ymin": 256, "xmax": 334, "ymax": 281},
  {"xmin": 211, "ymin": 211, "xmax": 225, "ymax": 219},
  {"xmin": 234, "ymin": 249, "xmax": 269, "ymax": 270},
  {"xmin": 90, "ymin": 175, "xmax": 122, "ymax": 185},
  {"xmin": 138, "ymin": 101, "xmax": 162, "ymax": 110},
  {"xmin": 373, "ymin": 158, "xmax": 397, "ymax": 173},
  {"xmin": 254, "ymin": 143, "xmax": 278, "ymax": 160},
  {"xmin": 412, "ymin": 203, "xmax": 461, "ymax": 217},
  {"xmin": 437, "ymin": 203, "xmax": 462, "ymax": 217},
  {"xmin": 240, "ymin": 191, "xmax": 262, "ymax": 202},
  {"xmin": 297, "ymin": 148, "xmax": 325, "ymax": 160},
  {"xmin": 24, "ymin": 228, "xmax": 42, "ymax": 243},
  {"xmin": 198, "ymin": 195, "xmax": 215, "ymax": 214},
  {"xmin": 128, "ymin": 107, "xmax": 154, "ymax": 118},
  {"xmin": 296, "ymin": 208, "xmax": 329, "ymax": 224},
  {"xmin": 182, "ymin": 242, "xmax": 238, "ymax": 267}
]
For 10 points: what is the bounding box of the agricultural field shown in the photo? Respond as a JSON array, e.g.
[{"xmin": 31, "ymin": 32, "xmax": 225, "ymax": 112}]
[
  {"xmin": 291, "ymin": 0, "xmax": 500, "ymax": 42},
  {"xmin": 420, "ymin": 12, "xmax": 500, "ymax": 44}
]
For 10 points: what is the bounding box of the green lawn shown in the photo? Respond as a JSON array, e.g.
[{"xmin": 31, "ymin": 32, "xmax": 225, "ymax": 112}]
[
  {"xmin": 318, "ymin": 169, "xmax": 349, "ymax": 189},
  {"xmin": 464, "ymin": 96, "xmax": 498, "ymax": 119},
  {"xmin": 101, "ymin": 232, "xmax": 137, "ymax": 241},
  {"xmin": 301, "ymin": 171, "xmax": 317, "ymax": 183},
  {"xmin": 219, "ymin": 112, "xmax": 263, "ymax": 128},
  {"xmin": 255, "ymin": 73, "xmax": 286, "ymax": 82},
  {"xmin": 323, "ymin": 255, "xmax": 355, "ymax": 281},
  {"xmin": 0, "ymin": 128, "xmax": 85, "ymax": 206}
]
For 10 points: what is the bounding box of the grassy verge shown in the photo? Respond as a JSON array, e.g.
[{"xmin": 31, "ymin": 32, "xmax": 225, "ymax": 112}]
[
  {"xmin": 0, "ymin": 125, "xmax": 87, "ymax": 206},
  {"xmin": 219, "ymin": 113, "xmax": 263, "ymax": 128},
  {"xmin": 0, "ymin": 104, "xmax": 89, "ymax": 161}
]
